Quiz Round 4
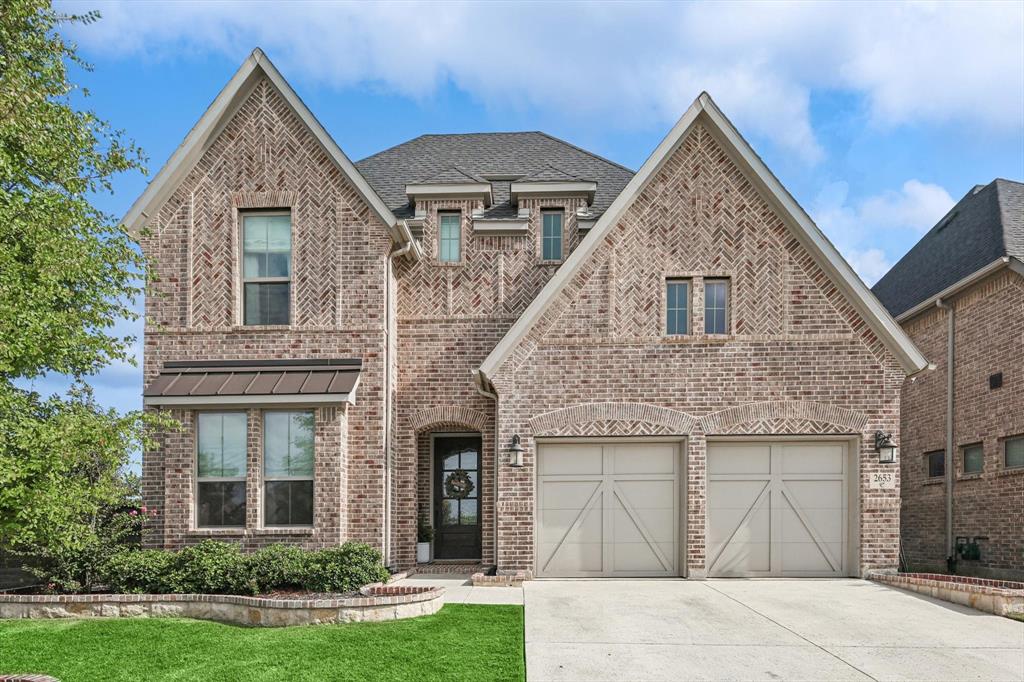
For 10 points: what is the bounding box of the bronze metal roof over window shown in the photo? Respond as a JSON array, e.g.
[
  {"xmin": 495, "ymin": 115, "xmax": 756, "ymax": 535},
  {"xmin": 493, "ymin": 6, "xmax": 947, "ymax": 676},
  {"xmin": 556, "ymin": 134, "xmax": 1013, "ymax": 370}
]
[{"xmin": 143, "ymin": 359, "xmax": 361, "ymax": 407}]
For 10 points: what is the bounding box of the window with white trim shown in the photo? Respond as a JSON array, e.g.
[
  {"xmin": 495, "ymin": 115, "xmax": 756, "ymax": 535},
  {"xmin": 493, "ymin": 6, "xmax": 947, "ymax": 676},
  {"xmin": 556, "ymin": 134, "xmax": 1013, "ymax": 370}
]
[
  {"xmin": 263, "ymin": 411, "xmax": 315, "ymax": 526},
  {"xmin": 704, "ymin": 279, "xmax": 730, "ymax": 334},
  {"xmin": 1005, "ymin": 435, "xmax": 1024, "ymax": 469},
  {"xmin": 541, "ymin": 210, "xmax": 563, "ymax": 261},
  {"xmin": 438, "ymin": 213, "xmax": 461, "ymax": 263},
  {"xmin": 242, "ymin": 212, "xmax": 291, "ymax": 325},
  {"xmin": 666, "ymin": 279, "xmax": 690, "ymax": 335},
  {"xmin": 196, "ymin": 412, "xmax": 247, "ymax": 527}
]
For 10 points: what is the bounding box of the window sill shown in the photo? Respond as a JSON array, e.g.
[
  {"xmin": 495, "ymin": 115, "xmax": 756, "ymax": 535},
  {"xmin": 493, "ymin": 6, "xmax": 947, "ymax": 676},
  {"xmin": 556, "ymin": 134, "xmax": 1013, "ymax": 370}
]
[
  {"xmin": 188, "ymin": 528, "xmax": 245, "ymax": 536},
  {"xmin": 434, "ymin": 260, "xmax": 465, "ymax": 268},
  {"xmin": 251, "ymin": 527, "xmax": 316, "ymax": 536},
  {"xmin": 996, "ymin": 466, "xmax": 1024, "ymax": 478},
  {"xmin": 187, "ymin": 527, "xmax": 316, "ymax": 537},
  {"xmin": 231, "ymin": 324, "xmax": 293, "ymax": 332},
  {"xmin": 957, "ymin": 473, "xmax": 984, "ymax": 481},
  {"xmin": 921, "ymin": 478, "xmax": 945, "ymax": 486}
]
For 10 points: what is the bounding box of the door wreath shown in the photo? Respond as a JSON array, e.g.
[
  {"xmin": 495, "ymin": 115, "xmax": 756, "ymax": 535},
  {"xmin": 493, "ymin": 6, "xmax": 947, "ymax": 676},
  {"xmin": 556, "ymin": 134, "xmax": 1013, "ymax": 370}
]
[{"xmin": 444, "ymin": 469, "xmax": 474, "ymax": 499}]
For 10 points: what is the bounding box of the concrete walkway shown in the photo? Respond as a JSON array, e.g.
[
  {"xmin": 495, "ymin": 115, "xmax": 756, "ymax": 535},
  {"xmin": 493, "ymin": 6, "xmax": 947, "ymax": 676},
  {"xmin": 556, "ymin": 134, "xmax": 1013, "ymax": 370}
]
[
  {"xmin": 393, "ymin": 573, "xmax": 523, "ymax": 605},
  {"xmin": 525, "ymin": 578, "xmax": 1024, "ymax": 681}
]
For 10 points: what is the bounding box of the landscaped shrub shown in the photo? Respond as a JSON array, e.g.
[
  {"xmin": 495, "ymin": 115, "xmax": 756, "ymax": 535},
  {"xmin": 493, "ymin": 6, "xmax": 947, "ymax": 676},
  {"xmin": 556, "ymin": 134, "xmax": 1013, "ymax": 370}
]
[
  {"xmin": 246, "ymin": 544, "xmax": 307, "ymax": 593},
  {"xmin": 104, "ymin": 548, "xmax": 175, "ymax": 594},
  {"xmin": 165, "ymin": 540, "xmax": 253, "ymax": 595},
  {"xmin": 301, "ymin": 542, "xmax": 390, "ymax": 593}
]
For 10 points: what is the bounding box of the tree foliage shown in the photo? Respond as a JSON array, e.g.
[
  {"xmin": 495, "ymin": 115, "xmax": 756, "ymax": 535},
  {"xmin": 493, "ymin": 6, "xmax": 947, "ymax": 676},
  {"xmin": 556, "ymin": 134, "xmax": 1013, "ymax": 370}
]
[{"xmin": 0, "ymin": 1, "xmax": 171, "ymax": 578}]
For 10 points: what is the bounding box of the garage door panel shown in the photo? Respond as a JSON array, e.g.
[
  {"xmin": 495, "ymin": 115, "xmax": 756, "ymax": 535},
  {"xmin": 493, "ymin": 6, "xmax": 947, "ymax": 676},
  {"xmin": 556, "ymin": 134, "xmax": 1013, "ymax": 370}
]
[
  {"xmin": 537, "ymin": 442, "xmax": 680, "ymax": 577},
  {"xmin": 538, "ymin": 444, "xmax": 604, "ymax": 475},
  {"xmin": 708, "ymin": 444, "xmax": 771, "ymax": 474},
  {"xmin": 780, "ymin": 443, "xmax": 845, "ymax": 474},
  {"xmin": 539, "ymin": 480, "xmax": 602, "ymax": 510},
  {"xmin": 708, "ymin": 441, "xmax": 850, "ymax": 578},
  {"xmin": 610, "ymin": 444, "xmax": 677, "ymax": 474}
]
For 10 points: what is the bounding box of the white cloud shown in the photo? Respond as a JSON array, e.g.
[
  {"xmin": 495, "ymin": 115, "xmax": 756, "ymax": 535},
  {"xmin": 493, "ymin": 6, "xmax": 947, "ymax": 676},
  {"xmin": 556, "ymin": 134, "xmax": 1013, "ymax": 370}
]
[
  {"xmin": 59, "ymin": 0, "xmax": 1023, "ymax": 164},
  {"xmin": 811, "ymin": 179, "xmax": 955, "ymax": 285}
]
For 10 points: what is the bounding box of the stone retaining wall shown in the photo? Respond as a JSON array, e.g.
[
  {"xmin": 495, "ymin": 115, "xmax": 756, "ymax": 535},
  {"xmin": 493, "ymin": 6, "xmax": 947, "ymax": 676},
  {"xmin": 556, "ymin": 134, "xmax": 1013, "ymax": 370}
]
[
  {"xmin": 869, "ymin": 571, "xmax": 1024, "ymax": 618},
  {"xmin": 0, "ymin": 584, "xmax": 443, "ymax": 627}
]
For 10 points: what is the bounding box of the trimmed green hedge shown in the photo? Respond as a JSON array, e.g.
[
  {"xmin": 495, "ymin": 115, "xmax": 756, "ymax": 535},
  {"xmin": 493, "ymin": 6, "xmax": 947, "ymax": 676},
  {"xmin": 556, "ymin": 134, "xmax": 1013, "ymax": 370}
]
[{"xmin": 101, "ymin": 541, "xmax": 389, "ymax": 595}]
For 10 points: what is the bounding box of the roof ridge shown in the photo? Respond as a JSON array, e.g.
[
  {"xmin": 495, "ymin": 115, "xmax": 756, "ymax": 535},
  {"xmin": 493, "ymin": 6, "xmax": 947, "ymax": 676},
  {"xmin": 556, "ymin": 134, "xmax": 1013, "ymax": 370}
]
[{"xmin": 533, "ymin": 131, "xmax": 636, "ymax": 174}]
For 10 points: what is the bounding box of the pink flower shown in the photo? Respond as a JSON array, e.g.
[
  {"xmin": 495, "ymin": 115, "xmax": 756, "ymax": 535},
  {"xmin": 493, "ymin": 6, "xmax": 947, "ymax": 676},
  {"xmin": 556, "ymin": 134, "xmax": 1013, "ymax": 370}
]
[
  {"xmin": 129, "ymin": 509, "xmax": 138, "ymax": 516},
  {"xmin": 140, "ymin": 506, "xmax": 147, "ymax": 513}
]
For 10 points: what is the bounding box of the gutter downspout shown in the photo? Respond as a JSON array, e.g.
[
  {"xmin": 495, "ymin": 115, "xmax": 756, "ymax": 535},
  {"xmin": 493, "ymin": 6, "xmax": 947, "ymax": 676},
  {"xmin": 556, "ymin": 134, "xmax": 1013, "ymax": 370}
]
[
  {"xmin": 474, "ymin": 371, "xmax": 500, "ymax": 573},
  {"xmin": 936, "ymin": 298, "xmax": 955, "ymax": 572},
  {"xmin": 383, "ymin": 229, "xmax": 414, "ymax": 569}
]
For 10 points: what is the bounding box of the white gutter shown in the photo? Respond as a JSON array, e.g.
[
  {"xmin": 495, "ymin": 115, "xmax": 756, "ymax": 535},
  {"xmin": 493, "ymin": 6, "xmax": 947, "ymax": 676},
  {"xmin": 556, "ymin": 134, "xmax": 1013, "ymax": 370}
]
[
  {"xmin": 935, "ymin": 298, "xmax": 955, "ymax": 571},
  {"xmin": 473, "ymin": 371, "xmax": 501, "ymax": 572},
  {"xmin": 896, "ymin": 257, "xmax": 1012, "ymax": 323}
]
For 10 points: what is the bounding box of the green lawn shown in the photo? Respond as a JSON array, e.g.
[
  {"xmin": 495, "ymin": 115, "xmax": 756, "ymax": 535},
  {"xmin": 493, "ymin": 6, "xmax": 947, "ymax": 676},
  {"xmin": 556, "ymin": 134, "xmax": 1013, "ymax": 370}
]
[{"xmin": 0, "ymin": 604, "xmax": 524, "ymax": 681}]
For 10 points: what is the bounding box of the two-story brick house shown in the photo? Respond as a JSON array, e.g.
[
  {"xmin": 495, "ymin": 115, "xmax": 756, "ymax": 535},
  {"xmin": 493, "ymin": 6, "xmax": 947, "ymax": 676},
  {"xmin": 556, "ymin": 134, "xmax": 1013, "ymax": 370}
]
[
  {"xmin": 130, "ymin": 49, "xmax": 928, "ymax": 578},
  {"xmin": 873, "ymin": 179, "xmax": 1023, "ymax": 580}
]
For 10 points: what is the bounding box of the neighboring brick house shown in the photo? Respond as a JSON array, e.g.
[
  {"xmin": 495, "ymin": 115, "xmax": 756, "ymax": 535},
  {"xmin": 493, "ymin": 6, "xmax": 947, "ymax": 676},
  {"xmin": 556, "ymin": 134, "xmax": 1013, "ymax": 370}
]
[
  {"xmin": 873, "ymin": 179, "xmax": 1024, "ymax": 581},
  {"xmin": 129, "ymin": 49, "xmax": 928, "ymax": 578}
]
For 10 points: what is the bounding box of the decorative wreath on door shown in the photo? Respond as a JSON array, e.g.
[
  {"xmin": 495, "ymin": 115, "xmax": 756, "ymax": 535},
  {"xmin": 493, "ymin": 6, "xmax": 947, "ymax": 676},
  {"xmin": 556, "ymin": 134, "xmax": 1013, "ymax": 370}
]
[{"xmin": 444, "ymin": 469, "xmax": 474, "ymax": 499}]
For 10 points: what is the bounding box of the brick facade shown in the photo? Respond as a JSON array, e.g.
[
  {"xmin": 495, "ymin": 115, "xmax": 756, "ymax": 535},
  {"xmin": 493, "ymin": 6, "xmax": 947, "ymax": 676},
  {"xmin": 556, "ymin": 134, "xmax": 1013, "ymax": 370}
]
[
  {"xmin": 140, "ymin": 72, "xmax": 912, "ymax": 578},
  {"xmin": 899, "ymin": 269, "xmax": 1024, "ymax": 580},
  {"xmin": 486, "ymin": 124, "xmax": 904, "ymax": 576}
]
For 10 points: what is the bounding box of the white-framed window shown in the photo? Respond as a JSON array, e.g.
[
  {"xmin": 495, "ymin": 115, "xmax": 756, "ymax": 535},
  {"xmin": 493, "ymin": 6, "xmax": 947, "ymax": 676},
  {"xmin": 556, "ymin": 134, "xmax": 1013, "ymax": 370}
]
[
  {"xmin": 438, "ymin": 212, "xmax": 461, "ymax": 263},
  {"xmin": 1005, "ymin": 435, "xmax": 1024, "ymax": 470},
  {"xmin": 704, "ymin": 279, "xmax": 730, "ymax": 334},
  {"xmin": 263, "ymin": 411, "xmax": 315, "ymax": 526},
  {"xmin": 926, "ymin": 450, "xmax": 945, "ymax": 478},
  {"xmin": 242, "ymin": 212, "xmax": 291, "ymax": 325},
  {"xmin": 196, "ymin": 412, "xmax": 247, "ymax": 527},
  {"xmin": 962, "ymin": 443, "xmax": 984, "ymax": 474},
  {"xmin": 541, "ymin": 210, "xmax": 563, "ymax": 261},
  {"xmin": 666, "ymin": 279, "xmax": 690, "ymax": 335}
]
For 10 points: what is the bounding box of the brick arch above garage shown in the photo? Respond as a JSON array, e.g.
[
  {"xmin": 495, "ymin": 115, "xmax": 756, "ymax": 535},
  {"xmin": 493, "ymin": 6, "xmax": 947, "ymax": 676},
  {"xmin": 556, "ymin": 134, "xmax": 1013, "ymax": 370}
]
[
  {"xmin": 529, "ymin": 402, "xmax": 696, "ymax": 437},
  {"xmin": 699, "ymin": 401, "xmax": 869, "ymax": 435}
]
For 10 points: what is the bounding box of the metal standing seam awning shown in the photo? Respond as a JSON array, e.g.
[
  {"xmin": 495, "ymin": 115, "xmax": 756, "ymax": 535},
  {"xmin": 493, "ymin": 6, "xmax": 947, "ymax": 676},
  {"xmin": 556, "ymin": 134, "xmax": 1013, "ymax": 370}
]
[{"xmin": 143, "ymin": 359, "xmax": 361, "ymax": 407}]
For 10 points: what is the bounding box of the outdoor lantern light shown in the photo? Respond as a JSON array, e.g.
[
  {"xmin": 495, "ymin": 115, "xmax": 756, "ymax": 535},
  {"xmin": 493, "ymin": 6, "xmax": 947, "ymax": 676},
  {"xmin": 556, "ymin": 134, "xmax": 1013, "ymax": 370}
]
[
  {"xmin": 508, "ymin": 434, "xmax": 525, "ymax": 467},
  {"xmin": 874, "ymin": 431, "xmax": 898, "ymax": 464}
]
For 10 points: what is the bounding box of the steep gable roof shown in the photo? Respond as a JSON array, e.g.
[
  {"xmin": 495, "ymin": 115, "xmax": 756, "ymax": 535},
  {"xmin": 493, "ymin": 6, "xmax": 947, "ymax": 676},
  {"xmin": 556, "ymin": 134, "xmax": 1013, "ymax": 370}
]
[
  {"xmin": 477, "ymin": 93, "xmax": 929, "ymax": 383},
  {"xmin": 122, "ymin": 49, "xmax": 403, "ymax": 243},
  {"xmin": 355, "ymin": 132, "xmax": 633, "ymax": 220},
  {"xmin": 872, "ymin": 179, "xmax": 1024, "ymax": 319}
]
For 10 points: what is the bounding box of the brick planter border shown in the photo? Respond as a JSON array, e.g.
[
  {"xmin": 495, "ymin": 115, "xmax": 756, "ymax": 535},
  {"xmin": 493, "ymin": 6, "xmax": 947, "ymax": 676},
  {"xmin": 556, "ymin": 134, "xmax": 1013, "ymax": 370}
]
[
  {"xmin": 0, "ymin": 583, "xmax": 444, "ymax": 627},
  {"xmin": 869, "ymin": 571, "xmax": 1024, "ymax": 618}
]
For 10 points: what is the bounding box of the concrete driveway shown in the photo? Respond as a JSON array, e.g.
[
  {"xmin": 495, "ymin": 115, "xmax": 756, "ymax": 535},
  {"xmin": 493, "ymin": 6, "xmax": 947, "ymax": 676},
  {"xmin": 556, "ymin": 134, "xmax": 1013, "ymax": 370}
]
[{"xmin": 525, "ymin": 579, "xmax": 1024, "ymax": 681}]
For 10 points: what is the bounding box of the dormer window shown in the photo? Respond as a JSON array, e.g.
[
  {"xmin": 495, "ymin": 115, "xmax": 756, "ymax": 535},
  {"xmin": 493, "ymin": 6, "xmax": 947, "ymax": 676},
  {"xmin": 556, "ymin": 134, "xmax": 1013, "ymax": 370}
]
[
  {"xmin": 541, "ymin": 210, "xmax": 563, "ymax": 261},
  {"xmin": 439, "ymin": 212, "xmax": 461, "ymax": 263}
]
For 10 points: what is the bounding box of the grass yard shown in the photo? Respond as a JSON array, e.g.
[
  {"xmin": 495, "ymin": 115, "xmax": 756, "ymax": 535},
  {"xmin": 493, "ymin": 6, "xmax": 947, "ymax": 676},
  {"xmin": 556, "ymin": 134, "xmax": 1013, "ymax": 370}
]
[{"xmin": 0, "ymin": 604, "xmax": 524, "ymax": 682}]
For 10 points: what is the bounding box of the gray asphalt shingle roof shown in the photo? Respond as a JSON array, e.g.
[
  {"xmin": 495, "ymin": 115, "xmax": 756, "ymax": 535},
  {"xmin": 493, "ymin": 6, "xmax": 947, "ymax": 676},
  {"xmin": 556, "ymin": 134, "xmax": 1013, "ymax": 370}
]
[
  {"xmin": 872, "ymin": 178, "xmax": 1024, "ymax": 318},
  {"xmin": 354, "ymin": 131, "xmax": 634, "ymax": 220}
]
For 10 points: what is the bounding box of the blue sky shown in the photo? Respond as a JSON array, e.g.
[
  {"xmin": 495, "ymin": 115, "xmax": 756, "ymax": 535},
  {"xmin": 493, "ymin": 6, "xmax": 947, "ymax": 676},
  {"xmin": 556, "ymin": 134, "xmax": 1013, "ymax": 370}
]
[{"xmin": 32, "ymin": 0, "xmax": 1024, "ymax": 430}]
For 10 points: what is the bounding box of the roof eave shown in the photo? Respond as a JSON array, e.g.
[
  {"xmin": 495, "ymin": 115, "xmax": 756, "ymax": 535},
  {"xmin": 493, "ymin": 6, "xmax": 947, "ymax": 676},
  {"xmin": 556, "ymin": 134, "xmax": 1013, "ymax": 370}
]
[
  {"xmin": 122, "ymin": 49, "xmax": 403, "ymax": 245},
  {"xmin": 895, "ymin": 256, "xmax": 1017, "ymax": 322}
]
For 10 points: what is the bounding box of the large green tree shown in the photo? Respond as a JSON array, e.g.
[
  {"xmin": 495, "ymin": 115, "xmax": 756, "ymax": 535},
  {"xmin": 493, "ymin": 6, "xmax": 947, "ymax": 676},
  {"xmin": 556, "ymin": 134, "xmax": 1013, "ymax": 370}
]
[{"xmin": 0, "ymin": 0, "xmax": 168, "ymax": 589}]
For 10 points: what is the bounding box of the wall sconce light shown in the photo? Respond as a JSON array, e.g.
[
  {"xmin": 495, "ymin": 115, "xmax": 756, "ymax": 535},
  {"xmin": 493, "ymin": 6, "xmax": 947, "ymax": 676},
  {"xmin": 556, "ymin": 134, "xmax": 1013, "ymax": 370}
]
[
  {"xmin": 508, "ymin": 434, "xmax": 524, "ymax": 467},
  {"xmin": 874, "ymin": 431, "xmax": 898, "ymax": 464}
]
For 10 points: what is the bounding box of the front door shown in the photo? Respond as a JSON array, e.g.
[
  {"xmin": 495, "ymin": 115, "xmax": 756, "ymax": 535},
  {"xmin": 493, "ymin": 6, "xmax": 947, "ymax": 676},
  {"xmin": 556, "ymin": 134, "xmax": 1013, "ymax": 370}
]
[{"xmin": 433, "ymin": 434, "xmax": 482, "ymax": 560}]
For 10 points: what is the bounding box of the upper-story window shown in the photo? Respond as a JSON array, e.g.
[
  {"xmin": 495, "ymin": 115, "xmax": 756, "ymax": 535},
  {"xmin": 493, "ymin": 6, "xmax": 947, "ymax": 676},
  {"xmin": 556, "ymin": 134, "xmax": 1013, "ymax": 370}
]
[
  {"xmin": 439, "ymin": 212, "xmax": 461, "ymax": 263},
  {"xmin": 1005, "ymin": 435, "xmax": 1024, "ymax": 469},
  {"xmin": 242, "ymin": 212, "xmax": 291, "ymax": 325},
  {"xmin": 704, "ymin": 279, "xmax": 730, "ymax": 334},
  {"xmin": 926, "ymin": 450, "xmax": 945, "ymax": 478},
  {"xmin": 264, "ymin": 411, "xmax": 315, "ymax": 526},
  {"xmin": 962, "ymin": 443, "xmax": 984, "ymax": 474},
  {"xmin": 541, "ymin": 210, "xmax": 563, "ymax": 261},
  {"xmin": 666, "ymin": 279, "xmax": 690, "ymax": 335},
  {"xmin": 196, "ymin": 412, "xmax": 247, "ymax": 527}
]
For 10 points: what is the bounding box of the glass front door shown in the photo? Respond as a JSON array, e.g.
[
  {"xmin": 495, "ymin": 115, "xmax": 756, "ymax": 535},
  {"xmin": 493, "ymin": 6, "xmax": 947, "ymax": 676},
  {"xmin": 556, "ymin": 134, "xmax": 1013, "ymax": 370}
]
[{"xmin": 433, "ymin": 434, "xmax": 482, "ymax": 560}]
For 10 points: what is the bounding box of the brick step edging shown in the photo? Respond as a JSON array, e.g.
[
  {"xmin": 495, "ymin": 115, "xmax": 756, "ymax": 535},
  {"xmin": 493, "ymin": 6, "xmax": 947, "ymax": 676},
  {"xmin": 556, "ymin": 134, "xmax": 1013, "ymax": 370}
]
[{"xmin": 868, "ymin": 571, "xmax": 1024, "ymax": 618}]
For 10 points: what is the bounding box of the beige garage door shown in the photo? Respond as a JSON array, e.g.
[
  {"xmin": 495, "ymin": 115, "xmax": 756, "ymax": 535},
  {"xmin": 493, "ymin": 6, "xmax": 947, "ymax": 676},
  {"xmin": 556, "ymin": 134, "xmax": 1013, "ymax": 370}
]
[
  {"xmin": 536, "ymin": 442, "xmax": 681, "ymax": 577},
  {"xmin": 707, "ymin": 441, "xmax": 850, "ymax": 577}
]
